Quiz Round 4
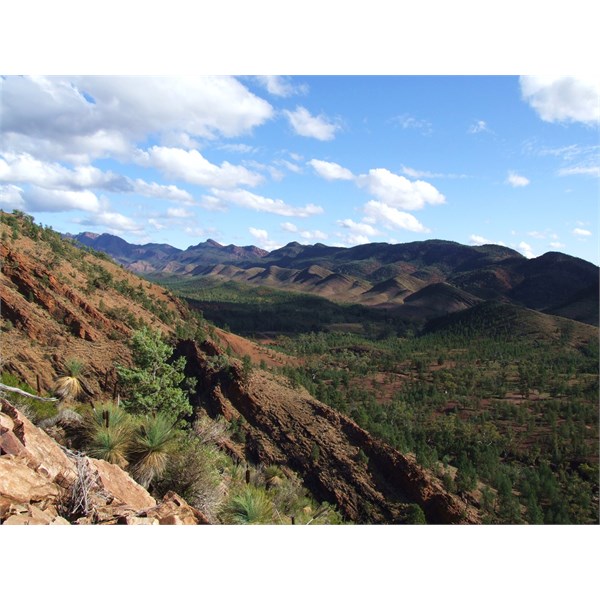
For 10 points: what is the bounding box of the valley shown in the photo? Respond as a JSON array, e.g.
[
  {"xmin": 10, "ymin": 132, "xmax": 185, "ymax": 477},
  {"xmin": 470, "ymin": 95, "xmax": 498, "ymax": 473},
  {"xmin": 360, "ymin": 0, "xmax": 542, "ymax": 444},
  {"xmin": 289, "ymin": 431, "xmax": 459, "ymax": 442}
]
[{"xmin": 1, "ymin": 210, "xmax": 598, "ymax": 524}]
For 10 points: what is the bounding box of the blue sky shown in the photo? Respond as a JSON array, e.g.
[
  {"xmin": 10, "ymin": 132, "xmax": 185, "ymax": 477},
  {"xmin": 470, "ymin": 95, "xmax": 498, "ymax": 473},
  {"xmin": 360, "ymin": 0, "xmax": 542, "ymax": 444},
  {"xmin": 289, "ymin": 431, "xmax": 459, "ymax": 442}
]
[{"xmin": 1, "ymin": 75, "xmax": 598, "ymax": 264}]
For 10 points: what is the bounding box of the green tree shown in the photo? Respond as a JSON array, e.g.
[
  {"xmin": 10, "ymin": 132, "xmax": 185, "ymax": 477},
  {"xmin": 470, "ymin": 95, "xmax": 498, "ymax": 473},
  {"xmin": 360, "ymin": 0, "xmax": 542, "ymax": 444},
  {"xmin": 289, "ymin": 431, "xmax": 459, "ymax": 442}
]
[{"xmin": 117, "ymin": 327, "xmax": 193, "ymax": 420}]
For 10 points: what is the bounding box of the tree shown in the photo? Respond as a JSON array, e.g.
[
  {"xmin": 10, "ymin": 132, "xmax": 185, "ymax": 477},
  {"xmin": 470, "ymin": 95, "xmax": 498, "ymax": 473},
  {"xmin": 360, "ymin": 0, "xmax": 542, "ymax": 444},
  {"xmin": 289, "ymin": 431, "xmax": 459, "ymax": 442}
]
[{"xmin": 117, "ymin": 327, "xmax": 193, "ymax": 420}]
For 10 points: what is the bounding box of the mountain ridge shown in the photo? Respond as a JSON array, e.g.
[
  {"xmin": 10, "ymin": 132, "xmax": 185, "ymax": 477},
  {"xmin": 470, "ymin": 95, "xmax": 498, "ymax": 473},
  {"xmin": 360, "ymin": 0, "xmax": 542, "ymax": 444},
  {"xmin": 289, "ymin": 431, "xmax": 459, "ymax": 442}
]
[{"xmin": 72, "ymin": 231, "xmax": 599, "ymax": 327}]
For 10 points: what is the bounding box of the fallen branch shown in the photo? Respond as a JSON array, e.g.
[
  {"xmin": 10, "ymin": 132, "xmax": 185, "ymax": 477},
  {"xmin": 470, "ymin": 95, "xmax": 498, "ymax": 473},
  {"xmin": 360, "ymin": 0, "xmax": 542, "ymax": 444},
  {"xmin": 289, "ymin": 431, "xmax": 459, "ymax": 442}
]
[{"xmin": 0, "ymin": 382, "xmax": 59, "ymax": 402}]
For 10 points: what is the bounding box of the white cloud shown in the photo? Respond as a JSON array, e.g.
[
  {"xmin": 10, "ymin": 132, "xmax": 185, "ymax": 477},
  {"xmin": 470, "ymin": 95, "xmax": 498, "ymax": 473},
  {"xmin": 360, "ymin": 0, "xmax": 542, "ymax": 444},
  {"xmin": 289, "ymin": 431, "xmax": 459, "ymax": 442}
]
[
  {"xmin": 20, "ymin": 186, "xmax": 101, "ymax": 213},
  {"xmin": 275, "ymin": 159, "xmax": 303, "ymax": 174},
  {"xmin": 148, "ymin": 218, "xmax": 167, "ymax": 231},
  {"xmin": 400, "ymin": 165, "xmax": 468, "ymax": 180},
  {"xmin": 249, "ymin": 227, "xmax": 269, "ymax": 241},
  {"xmin": 0, "ymin": 184, "xmax": 25, "ymax": 210},
  {"xmin": 573, "ymin": 227, "xmax": 592, "ymax": 236},
  {"xmin": 527, "ymin": 231, "xmax": 546, "ymax": 239},
  {"xmin": 78, "ymin": 211, "xmax": 142, "ymax": 233},
  {"xmin": 558, "ymin": 165, "xmax": 600, "ymax": 177},
  {"xmin": 248, "ymin": 226, "xmax": 281, "ymax": 251},
  {"xmin": 549, "ymin": 241, "xmax": 566, "ymax": 249},
  {"xmin": 203, "ymin": 188, "xmax": 324, "ymax": 217},
  {"xmin": 0, "ymin": 152, "xmax": 203, "ymax": 207},
  {"xmin": 255, "ymin": 76, "xmax": 308, "ymax": 97},
  {"xmin": 280, "ymin": 222, "xmax": 298, "ymax": 232},
  {"xmin": 283, "ymin": 106, "xmax": 339, "ymax": 141},
  {"xmin": 0, "ymin": 76, "xmax": 274, "ymax": 163},
  {"xmin": 0, "ymin": 152, "xmax": 130, "ymax": 191},
  {"xmin": 299, "ymin": 230, "xmax": 328, "ymax": 241},
  {"xmin": 135, "ymin": 146, "xmax": 263, "ymax": 189},
  {"xmin": 336, "ymin": 218, "xmax": 379, "ymax": 237},
  {"xmin": 364, "ymin": 200, "xmax": 429, "ymax": 233},
  {"xmin": 308, "ymin": 159, "xmax": 354, "ymax": 181},
  {"xmin": 337, "ymin": 232, "xmax": 371, "ymax": 246},
  {"xmin": 469, "ymin": 234, "xmax": 494, "ymax": 245},
  {"xmin": 468, "ymin": 120, "xmax": 491, "ymax": 134},
  {"xmin": 506, "ymin": 171, "xmax": 530, "ymax": 187},
  {"xmin": 166, "ymin": 207, "xmax": 193, "ymax": 219},
  {"xmin": 518, "ymin": 241, "xmax": 536, "ymax": 259},
  {"xmin": 357, "ymin": 168, "xmax": 445, "ymax": 210},
  {"xmin": 219, "ymin": 143, "xmax": 257, "ymax": 154},
  {"xmin": 392, "ymin": 114, "xmax": 433, "ymax": 135},
  {"xmin": 520, "ymin": 76, "xmax": 600, "ymax": 125},
  {"xmin": 131, "ymin": 179, "xmax": 194, "ymax": 203}
]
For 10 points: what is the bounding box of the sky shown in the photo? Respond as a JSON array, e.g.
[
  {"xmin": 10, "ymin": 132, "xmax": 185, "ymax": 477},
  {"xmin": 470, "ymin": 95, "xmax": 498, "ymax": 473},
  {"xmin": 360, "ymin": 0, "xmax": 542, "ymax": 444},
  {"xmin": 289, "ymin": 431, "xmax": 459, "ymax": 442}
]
[{"xmin": 0, "ymin": 74, "xmax": 598, "ymax": 264}]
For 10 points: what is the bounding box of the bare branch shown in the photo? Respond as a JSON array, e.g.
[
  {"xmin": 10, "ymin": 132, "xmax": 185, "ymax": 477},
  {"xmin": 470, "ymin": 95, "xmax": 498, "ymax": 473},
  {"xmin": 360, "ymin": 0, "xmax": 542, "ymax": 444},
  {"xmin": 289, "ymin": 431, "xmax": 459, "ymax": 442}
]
[{"xmin": 0, "ymin": 382, "xmax": 59, "ymax": 402}]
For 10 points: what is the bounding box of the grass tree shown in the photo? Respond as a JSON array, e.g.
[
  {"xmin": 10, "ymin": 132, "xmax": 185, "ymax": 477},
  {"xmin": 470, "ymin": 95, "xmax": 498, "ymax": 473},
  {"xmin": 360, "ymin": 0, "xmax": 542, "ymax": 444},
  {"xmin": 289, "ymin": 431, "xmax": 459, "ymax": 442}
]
[
  {"xmin": 53, "ymin": 359, "xmax": 85, "ymax": 403},
  {"xmin": 85, "ymin": 403, "xmax": 133, "ymax": 468},
  {"xmin": 129, "ymin": 413, "xmax": 178, "ymax": 489}
]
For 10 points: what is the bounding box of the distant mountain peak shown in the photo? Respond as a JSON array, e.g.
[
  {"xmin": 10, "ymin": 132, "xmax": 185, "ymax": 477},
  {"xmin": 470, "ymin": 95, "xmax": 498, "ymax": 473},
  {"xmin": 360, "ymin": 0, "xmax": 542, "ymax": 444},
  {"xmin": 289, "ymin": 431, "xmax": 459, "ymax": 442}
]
[{"xmin": 205, "ymin": 238, "xmax": 223, "ymax": 248}]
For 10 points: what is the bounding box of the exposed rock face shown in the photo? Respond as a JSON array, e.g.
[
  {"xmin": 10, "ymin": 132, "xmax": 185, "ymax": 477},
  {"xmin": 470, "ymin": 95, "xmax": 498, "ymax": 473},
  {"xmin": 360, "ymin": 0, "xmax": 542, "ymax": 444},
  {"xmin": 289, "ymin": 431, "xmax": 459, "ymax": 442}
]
[
  {"xmin": 175, "ymin": 340, "xmax": 480, "ymax": 524},
  {"xmin": 0, "ymin": 397, "xmax": 208, "ymax": 525}
]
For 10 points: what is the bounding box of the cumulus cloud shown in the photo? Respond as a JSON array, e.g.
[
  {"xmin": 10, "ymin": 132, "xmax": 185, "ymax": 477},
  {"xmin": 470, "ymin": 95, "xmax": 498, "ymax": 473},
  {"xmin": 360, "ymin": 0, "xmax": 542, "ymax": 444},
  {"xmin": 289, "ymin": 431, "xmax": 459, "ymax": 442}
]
[
  {"xmin": 337, "ymin": 233, "xmax": 371, "ymax": 247},
  {"xmin": 308, "ymin": 159, "xmax": 354, "ymax": 181},
  {"xmin": 549, "ymin": 241, "xmax": 566, "ymax": 249},
  {"xmin": 280, "ymin": 222, "xmax": 298, "ymax": 232},
  {"xmin": 558, "ymin": 165, "xmax": 600, "ymax": 177},
  {"xmin": 392, "ymin": 114, "xmax": 433, "ymax": 135},
  {"xmin": 518, "ymin": 241, "xmax": 536, "ymax": 259},
  {"xmin": 336, "ymin": 218, "xmax": 379, "ymax": 237},
  {"xmin": 19, "ymin": 186, "xmax": 102, "ymax": 213},
  {"xmin": 520, "ymin": 76, "xmax": 600, "ymax": 125},
  {"xmin": 249, "ymin": 227, "xmax": 269, "ymax": 241},
  {"xmin": 364, "ymin": 200, "xmax": 429, "ymax": 233},
  {"xmin": 506, "ymin": 171, "xmax": 530, "ymax": 187},
  {"xmin": 0, "ymin": 184, "xmax": 26, "ymax": 210},
  {"xmin": 274, "ymin": 159, "xmax": 303, "ymax": 174},
  {"xmin": 131, "ymin": 179, "xmax": 194, "ymax": 203},
  {"xmin": 0, "ymin": 151, "xmax": 197, "ymax": 206},
  {"xmin": 0, "ymin": 152, "xmax": 130, "ymax": 192},
  {"xmin": 78, "ymin": 211, "xmax": 143, "ymax": 233},
  {"xmin": 573, "ymin": 227, "xmax": 592, "ymax": 236},
  {"xmin": 255, "ymin": 76, "xmax": 308, "ymax": 97},
  {"xmin": 0, "ymin": 76, "xmax": 274, "ymax": 163},
  {"xmin": 203, "ymin": 188, "xmax": 324, "ymax": 217},
  {"xmin": 248, "ymin": 226, "xmax": 281, "ymax": 251},
  {"xmin": 400, "ymin": 165, "xmax": 468, "ymax": 180},
  {"xmin": 469, "ymin": 234, "xmax": 494, "ymax": 245},
  {"xmin": 166, "ymin": 207, "xmax": 193, "ymax": 219},
  {"xmin": 283, "ymin": 106, "xmax": 339, "ymax": 141},
  {"xmin": 299, "ymin": 230, "xmax": 328, "ymax": 241},
  {"xmin": 357, "ymin": 168, "xmax": 445, "ymax": 210},
  {"xmin": 468, "ymin": 120, "xmax": 491, "ymax": 134},
  {"xmin": 135, "ymin": 146, "xmax": 263, "ymax": 189}
]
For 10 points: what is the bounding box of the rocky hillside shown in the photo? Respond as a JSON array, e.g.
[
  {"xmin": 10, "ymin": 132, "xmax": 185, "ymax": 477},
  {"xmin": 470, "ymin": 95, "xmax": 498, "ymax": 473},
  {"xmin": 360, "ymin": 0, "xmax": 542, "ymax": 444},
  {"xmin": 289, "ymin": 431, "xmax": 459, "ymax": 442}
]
[
  {"xmin": 1, "ymin": 211, "xmax": 196, "ymax": 397},
  {"xmin": 0, "ymin": 396, "xmax": 208, "ymax": 524},
  {"xmin": 1, "ymin": 211, "xmax": 481, "ymax": 523},
  {"xmin": 175, "ymin": 338, "xmax": 480, "ymax": 524}
]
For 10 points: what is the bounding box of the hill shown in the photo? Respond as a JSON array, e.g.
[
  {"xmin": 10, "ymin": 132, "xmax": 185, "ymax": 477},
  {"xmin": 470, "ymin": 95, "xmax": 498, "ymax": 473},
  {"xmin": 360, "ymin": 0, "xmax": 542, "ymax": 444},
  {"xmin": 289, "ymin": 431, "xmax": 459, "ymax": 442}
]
[
  {"xmin": 72, "ymin": 232, "xmax": 599, "ymax": 326},
  {"xmin": 1, "ymin": 210, "xmax": 477, "ymax": 524}
]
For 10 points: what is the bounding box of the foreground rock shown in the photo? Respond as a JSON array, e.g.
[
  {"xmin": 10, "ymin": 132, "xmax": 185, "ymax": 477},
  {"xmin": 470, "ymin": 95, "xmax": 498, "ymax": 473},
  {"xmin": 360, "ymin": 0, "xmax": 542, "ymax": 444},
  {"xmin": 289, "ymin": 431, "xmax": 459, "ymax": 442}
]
[{"xmin": 0, "ymin": 397, "xmax": 208, "ymax": 525}]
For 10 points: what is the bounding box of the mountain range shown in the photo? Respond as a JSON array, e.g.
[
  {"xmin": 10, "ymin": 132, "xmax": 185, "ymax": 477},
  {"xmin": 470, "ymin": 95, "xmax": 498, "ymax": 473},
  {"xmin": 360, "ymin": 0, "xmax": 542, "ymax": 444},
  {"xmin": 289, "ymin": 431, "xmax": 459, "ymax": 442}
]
[{"xmin": 71, "ymin": 232, "xmax": 599, "ymax": 326}]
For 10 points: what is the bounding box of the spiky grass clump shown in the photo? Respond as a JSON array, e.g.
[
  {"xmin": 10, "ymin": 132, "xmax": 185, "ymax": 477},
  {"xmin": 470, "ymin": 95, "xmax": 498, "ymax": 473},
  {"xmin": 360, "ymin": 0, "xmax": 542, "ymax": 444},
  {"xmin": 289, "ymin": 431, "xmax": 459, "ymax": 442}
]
[
  {"xmin": 53, "ymin": 359, "xmax": 86, "ymax": 402},
  {"xmin": 223, "ymin": 487, "xmax": 276, "ymax": 525},
  {"xmin": 129, "ymin": 413, "xmax": 177, "ymax": 489},
  {"xmin": 85, "ymin": 403, "xmax": 133, "ymax": 468},
  {"xmin": 54, "ymin": 376, "xmax": 83, "ymax": 402}
]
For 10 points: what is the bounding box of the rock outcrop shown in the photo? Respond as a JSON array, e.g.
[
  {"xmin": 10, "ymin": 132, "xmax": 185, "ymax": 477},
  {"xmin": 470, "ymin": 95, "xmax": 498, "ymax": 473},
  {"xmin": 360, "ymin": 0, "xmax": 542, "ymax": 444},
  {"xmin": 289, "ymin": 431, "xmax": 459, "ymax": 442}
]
[
  {"xmin": 0, "ymin": 397, "xmax": 208, "ymax": 525},
  {"xmin": 175, "ymin": 339, "xmax": 481, "ymax": 524}
]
